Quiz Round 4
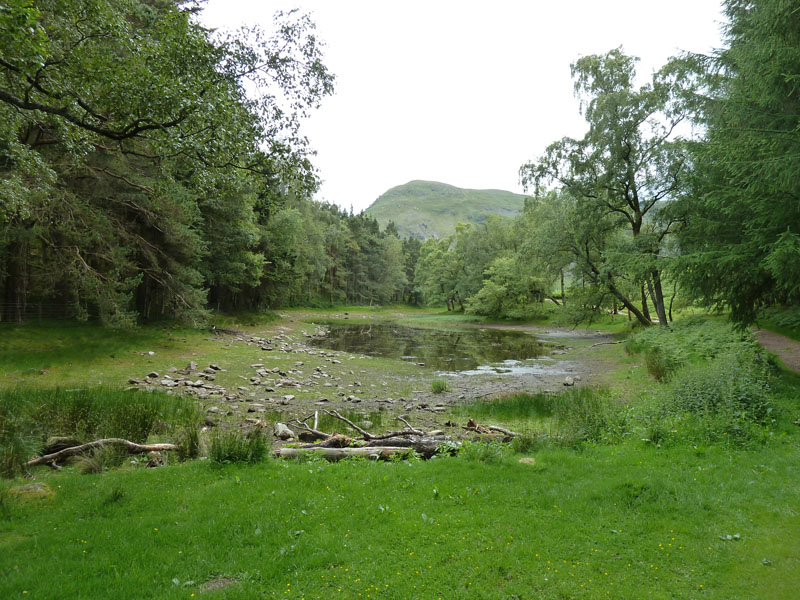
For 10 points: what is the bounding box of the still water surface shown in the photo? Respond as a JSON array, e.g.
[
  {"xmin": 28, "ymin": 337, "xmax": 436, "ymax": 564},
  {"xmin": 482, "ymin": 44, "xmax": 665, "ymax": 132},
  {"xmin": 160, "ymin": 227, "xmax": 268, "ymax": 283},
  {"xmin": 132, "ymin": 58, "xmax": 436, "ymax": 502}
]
[{"xmin": 309, "ymin": 323, "xmax": 554, "ymax": 373}]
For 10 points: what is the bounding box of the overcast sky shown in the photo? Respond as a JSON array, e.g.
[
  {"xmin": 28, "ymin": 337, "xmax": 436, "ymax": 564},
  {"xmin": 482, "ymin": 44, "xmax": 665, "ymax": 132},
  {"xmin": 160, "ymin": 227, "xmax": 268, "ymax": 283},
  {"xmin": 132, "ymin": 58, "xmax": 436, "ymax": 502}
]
[{"xmin": 201, "ymin": 1, "xmax": 726, "ymax": 213}]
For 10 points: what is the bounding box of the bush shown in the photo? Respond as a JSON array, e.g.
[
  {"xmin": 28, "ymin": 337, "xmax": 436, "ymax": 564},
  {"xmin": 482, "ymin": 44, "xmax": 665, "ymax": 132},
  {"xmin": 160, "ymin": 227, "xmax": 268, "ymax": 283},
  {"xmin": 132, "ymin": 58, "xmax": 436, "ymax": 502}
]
[
  {"xmin": 550, "ymin": 387, "xmax": 628, "ymax": 446},
  {"xmin": 431, "ymin": 379, "xmax": 448, "ymax": 394},
  {"xmin": 646, "ymin": 351, "xmax": 775, "ymax": 447},
  {"xmin": 644, "ymin": 347, "xmax": 681, "ymax": 381},
  {"xmin": 75, "ymin": 446, "xmax": 127, "ymax": 475},
  {"xmin": 209, "ymin": 428, "xmax": 269, "ymax": 465},
  {"xmin": 459, "ymin": 440, "xmax": 505, "ymax": 464},
  {"xmin": 0, "ymin": 387, "xmax": 200, "ymax": 477}
]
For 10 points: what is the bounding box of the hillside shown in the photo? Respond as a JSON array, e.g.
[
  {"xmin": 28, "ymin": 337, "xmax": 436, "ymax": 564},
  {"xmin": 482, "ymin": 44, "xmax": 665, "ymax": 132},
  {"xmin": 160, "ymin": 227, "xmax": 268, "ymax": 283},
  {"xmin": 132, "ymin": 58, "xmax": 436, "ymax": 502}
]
[{"xmin": 364, "ymin": 180, "xmax": 528, "ymax": 239}]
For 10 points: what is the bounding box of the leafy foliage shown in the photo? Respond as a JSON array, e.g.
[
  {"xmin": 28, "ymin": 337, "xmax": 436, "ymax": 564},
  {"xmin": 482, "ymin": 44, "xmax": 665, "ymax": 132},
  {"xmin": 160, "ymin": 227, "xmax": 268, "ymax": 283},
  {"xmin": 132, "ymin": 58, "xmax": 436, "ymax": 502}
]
[{"xmin": 677, "ymin": 0, "xmax": 800, "ymax": 324}]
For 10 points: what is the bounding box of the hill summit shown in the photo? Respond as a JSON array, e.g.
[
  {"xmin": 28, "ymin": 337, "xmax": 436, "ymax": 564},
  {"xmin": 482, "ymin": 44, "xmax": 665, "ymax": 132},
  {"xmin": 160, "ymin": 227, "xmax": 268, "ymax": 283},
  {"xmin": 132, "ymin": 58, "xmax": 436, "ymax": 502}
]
[{"xmin": 363, "ymin": 180, "xmax": 528, "ymax": 240}]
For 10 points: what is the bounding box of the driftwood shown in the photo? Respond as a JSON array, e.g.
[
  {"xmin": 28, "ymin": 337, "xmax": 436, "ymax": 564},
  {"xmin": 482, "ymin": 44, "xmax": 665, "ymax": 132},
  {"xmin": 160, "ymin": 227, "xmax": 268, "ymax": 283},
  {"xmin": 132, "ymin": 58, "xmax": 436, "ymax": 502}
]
[
  {"xmin": 287, "ymin": 416, "xmax": 331, "ymax": 441},
  {"xmin": 487, "ymin": 425, "xmax": 520, "ymax": 438},
  {"xmin": 323, "ymin": 410, "xmax": 375, "ymax": 439},
  {"xmin": 26, "ymin": 438, "xmax": 178, "ymax": 468},
  {"xmin": 275, "ymin": 446, "xmax": 419, "ymax": 461},
  {"xmin": 463, "ymin": 419, "xmax": 519, "ymax": 438},
  {"xmin": 277, "ymin": 414, "xmax": 456, "ymax": 460},
  {"xmin": 589, "ymin": 340, "xmax": 624, "ymax": 348},
  {"xmin": 364, "ymin": 437, "xmax": 444, "ymax": 458}
]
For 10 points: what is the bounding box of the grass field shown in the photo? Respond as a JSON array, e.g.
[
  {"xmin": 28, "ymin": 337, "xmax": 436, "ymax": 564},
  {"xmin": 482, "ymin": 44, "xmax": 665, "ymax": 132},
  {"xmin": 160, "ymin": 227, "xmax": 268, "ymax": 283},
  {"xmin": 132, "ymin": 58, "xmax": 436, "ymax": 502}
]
[
  {"xmin": 2, "ymin": 439, "xmax": 799, "ymax": 599},
  {"xmin": 1, "ymin": 309, "xmax": 799, "ymax": 598}
]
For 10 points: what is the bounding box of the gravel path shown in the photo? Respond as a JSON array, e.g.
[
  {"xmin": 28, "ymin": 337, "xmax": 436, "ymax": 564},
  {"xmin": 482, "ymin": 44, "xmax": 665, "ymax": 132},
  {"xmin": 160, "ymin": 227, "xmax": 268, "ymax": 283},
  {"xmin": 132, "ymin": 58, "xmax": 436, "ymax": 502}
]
[{"xmin": 753, "ymin": 329, "xmax": 800, "ymax": 373}]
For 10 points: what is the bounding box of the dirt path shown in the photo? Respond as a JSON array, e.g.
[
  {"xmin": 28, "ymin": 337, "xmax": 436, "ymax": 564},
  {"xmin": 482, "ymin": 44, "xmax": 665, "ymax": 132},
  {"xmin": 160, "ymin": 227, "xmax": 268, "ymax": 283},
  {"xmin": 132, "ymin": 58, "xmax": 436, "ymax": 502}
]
[{"xmin": 753, "ymin": 329, "xmax": 800, "ymax": 373}]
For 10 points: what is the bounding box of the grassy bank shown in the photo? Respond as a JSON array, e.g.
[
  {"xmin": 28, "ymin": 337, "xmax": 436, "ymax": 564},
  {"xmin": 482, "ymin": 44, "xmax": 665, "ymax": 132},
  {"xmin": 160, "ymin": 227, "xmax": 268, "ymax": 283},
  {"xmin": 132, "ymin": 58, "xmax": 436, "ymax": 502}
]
[
  {"xmin": 2, "ymin": 439, "xmax": 799, "ymax": 599},
  {"xmin": 1, "ymin": 312, "xmax": 798, "ymax": 598}
]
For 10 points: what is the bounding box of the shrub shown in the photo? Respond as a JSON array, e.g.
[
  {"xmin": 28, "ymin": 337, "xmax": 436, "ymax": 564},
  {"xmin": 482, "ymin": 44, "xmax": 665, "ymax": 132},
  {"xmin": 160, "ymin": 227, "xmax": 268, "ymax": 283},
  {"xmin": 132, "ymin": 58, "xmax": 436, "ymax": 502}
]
[
  {"xmin": 459, "ymin": 440, "xmax": 505, "ymax": 464},
  {"xmin": 0, "ymin": 387, "xmax": 200, "ymax": 477},
  {"xmin": 76, "ymin": 446, "xmax": 127, "ymax": 475},
  {"xmin": 176, "ymin": 421, "xmax": 201, "ymax": 461},
  {"xmin": 431, "ymin": 379, "xmax": 448, "ymax": 394},
  {"xmin": 644, "ymin": 347, "xmax": 681, "ymax": 381},
  {"xmin": 209, "ymin": 428, "xmax": 269, "ymax": 465},
  {"xmin": 646, "ymin": 351, "xmax": 776, "ymax": 447}
]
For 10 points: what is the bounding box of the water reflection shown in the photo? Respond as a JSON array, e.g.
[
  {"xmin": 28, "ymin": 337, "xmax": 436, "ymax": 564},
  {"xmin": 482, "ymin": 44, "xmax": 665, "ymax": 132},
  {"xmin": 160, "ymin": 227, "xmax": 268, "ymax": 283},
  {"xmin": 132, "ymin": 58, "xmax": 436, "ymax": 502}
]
[{"xmin": 308, "ymin": 323, "xmax": 551, "ymax": 372}]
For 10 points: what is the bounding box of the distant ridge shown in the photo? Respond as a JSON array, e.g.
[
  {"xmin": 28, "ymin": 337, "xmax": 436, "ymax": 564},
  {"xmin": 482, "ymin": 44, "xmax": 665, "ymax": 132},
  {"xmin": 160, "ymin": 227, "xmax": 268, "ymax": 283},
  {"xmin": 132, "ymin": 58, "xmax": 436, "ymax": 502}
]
[{"xmin": 364, "ymin": 180, "xmax": 528, "ymax": 240}]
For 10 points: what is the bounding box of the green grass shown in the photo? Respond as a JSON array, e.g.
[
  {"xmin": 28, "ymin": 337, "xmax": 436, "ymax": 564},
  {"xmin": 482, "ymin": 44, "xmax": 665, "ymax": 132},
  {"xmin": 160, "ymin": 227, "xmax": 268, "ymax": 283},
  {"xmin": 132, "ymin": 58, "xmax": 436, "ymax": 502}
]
[
  {"xmin": 431, "ymin": 379, "xmax": 448, "ymax": 394},
  {"xmin": 758, "ymin": 306, "xmax": 800, "ymax": 341},
  {"xmin": 1, "ymin": 310, "xmax": 799, "ymax": 598},
  {"xmin": 0, "ymin": 387, "xmax": 199, "ymax": 477},
  {"xmin": 1, "ymin": 441, "xmax": 799, "ymax": 599}
]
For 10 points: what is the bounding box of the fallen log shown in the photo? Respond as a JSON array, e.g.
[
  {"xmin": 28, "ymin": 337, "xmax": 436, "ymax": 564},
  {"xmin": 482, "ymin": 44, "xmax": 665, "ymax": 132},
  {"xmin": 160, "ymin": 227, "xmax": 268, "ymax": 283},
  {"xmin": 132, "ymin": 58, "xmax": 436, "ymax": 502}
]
[
  {"xmin": 26, "ymin": 438, "xmax": 178, "ymax": 468},
  {"xmin": 364, "ymin": 437, "xmax": 450, "ymax": 458},
  {"xmin": 275, "ymin": 446, "xmax": 416, "ymax": 461},
  {"xmin": 487, "ymin": 425, "xmax": 519, "ymax": 438},
  {"xmin": 287, "ymin": 417, "xmax": 331, "ymax": 441},
  {"xmin": 322, "ymin": 409, "xmax": 375, "ymax": 439}
]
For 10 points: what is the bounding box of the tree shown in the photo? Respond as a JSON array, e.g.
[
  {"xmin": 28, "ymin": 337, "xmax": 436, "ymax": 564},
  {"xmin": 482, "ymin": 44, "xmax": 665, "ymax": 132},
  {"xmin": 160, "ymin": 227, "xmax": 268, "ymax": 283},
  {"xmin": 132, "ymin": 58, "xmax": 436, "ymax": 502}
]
[
  {"xmin": 0, "ymin": 0, "xmax": 333, "ymax": 323},
  {"xmin": 520, "ymin": 48, "xmax": 690, "ymax": 326},
  {"xmin": 677, "ymin": 0, "xmax": 800, "ymax": 324}
]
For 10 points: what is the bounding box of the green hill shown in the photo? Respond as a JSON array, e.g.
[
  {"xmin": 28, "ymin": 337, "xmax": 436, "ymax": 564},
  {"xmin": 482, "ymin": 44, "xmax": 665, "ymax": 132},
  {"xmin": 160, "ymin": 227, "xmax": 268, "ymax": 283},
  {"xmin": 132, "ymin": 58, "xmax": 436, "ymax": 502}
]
[{"xmin": 364, "ymin": 180, "xmax": 529, "ymax": 239}]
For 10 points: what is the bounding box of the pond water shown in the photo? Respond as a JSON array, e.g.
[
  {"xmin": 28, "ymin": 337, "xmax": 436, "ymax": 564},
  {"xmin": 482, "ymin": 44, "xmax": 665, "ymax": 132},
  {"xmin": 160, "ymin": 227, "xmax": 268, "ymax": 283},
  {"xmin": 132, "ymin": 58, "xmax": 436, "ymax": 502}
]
[{"xmin": 308, "ymin": 323, "xmax": 557, "ymax": 374}]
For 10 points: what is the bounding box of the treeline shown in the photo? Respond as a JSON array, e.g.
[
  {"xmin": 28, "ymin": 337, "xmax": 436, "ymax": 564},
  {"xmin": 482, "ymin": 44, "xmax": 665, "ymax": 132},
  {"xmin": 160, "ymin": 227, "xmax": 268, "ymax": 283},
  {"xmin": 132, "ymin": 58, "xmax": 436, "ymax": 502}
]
[
  {"xmin": 418, "ymin": 0, "xmax": 800, "ymax": 327},
  {"xmin": 0, "ymin": 1, "xmax": 426, "ymax": 325},
  {"xmin": 2, "ymin": 0, "xmax": 798, "ymax": 327}
]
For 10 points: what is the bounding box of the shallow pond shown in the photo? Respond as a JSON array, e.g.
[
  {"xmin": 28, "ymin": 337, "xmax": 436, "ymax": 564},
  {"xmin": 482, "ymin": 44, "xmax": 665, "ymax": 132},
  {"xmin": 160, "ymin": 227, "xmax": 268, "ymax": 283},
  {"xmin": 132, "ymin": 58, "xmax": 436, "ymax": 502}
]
[{"xmin": 309, "ymin": 323, "xmax": 557, "ymax": 373}]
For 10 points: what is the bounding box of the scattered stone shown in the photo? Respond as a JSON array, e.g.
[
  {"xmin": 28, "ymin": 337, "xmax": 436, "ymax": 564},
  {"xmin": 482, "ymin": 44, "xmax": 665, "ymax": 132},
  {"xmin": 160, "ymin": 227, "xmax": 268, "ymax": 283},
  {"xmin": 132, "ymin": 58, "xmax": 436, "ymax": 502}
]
[
  {"xmin": 283, "ymin": 394, "xmax": 296, "ymax": 402},
  {"xmin": 518, "ymin": 457, "xmax": 537, "ymax": 466},
  {"xmin": 273, "ymin": 422, "xmax": 295, "ymax": 440},
  {"xmin": 206, "ymin": 406, "xmax": 222, "ymax": 414},
  {"xmin": 147, "ymin": 371, "xmax": 159, "ymax": 379},
  {"xmin": 43, "ymin": 436, "xmax": 83, "ymax": 455},
  {"xmin": 147, "ymin": 451, "xmax": 164, "ymax": 468},
  {"xmin": 203, "ymin": 367, "xmax": 216, "ymax": 374},
  {"xmin": 428, "ymin": 429, "xmax": 445, "ymax": 436},
  {"xmin": 187, "ymin": 361, "xmax": 198, "ymax": 371},
  {"xmin": 563, "ymin": 376, "xmax": 575, "ymax": 386},
  {"xmin": 362, "ymin": 420, "xmax": 373, "ymax": 430},
  {"xmin": 9, "ymin": 482, "xmax": 55, "ymax": 501},
  {"xmin": 209, "ymin": 364, "xmax": 221, "ymax": 371},
  {"xmin": 128, "ymin": 378, "xmax": 141, "ymax": 385}
]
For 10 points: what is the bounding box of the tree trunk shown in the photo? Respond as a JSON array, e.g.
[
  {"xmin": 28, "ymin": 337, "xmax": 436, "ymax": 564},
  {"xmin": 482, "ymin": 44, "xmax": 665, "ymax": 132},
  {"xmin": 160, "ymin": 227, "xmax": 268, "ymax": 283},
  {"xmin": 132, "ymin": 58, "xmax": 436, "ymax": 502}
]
[
  {"xmin": 560, "ymin": 269, "xmax": 566, "ymax": 307},
  {"xmin": 2, "ymin": 239, "xmax": 27, "ymax": 323},
  {"xmin": 650, "ymin": 271, "xmax": 669, "ymax": 327},
  {"xmin": 609, "ymin": 280, "xmax": 651, "ymax": 326},
  {"xmin": 640, "ymin": 284, "xmax": 651, "ymax": 323},
  {"xmin": 668, "ymin": 281, "xmax": 678, "ymax": 322}
]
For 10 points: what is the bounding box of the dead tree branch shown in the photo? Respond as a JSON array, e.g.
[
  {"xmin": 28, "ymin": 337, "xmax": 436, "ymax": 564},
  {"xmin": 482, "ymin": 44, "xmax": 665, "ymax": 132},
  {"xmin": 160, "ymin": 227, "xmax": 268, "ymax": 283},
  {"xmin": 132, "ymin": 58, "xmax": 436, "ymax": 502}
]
[{"xmin": 26, "ymin": 438, "xmax": 178, "ymax": 468}]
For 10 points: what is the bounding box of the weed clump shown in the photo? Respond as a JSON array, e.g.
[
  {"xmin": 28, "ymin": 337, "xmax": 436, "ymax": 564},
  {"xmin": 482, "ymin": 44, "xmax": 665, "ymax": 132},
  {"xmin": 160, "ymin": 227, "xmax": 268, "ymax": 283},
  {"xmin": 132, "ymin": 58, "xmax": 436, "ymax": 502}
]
[
  {"xmin": 0, "ymin": 387, "xmax": 200, "ymax": 478},
  {"xmin": 209, "ymin": 428, "xmax": 269, "ymax": 465},
  {"xmin": 431, "ymin": 379, "xmax": 448, "ymax": 394}
]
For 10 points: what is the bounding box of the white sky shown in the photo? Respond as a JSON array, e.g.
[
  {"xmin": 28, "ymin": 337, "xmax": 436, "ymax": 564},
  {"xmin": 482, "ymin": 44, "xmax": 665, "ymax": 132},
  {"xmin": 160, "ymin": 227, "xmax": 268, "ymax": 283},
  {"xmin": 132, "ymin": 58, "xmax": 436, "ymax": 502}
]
[{"xmin": 200, "ymin": 1, "xmax": 726, "ymax": 213}]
